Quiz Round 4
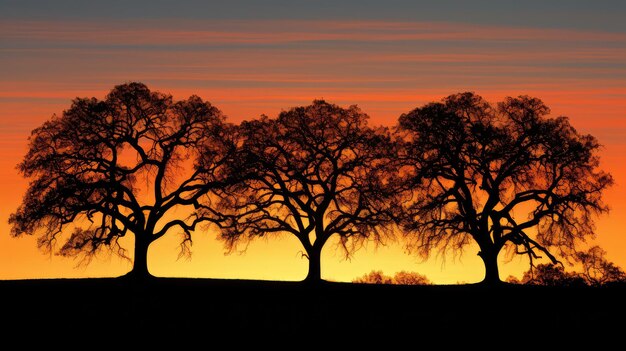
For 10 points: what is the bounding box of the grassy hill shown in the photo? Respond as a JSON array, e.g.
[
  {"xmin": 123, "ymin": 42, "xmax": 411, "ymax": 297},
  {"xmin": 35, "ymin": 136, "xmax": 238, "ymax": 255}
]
[{"xmin": 1, "ymin": 278, "xmax": 623, "ymax": 345}]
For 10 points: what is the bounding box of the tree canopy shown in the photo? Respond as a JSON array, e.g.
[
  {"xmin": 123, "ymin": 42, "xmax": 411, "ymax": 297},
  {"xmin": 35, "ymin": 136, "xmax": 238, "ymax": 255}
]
[
  {"xmin": 353, "ymin": 270, "xmax": 431, "ymax": 285},
  {"xmin": 396, "ymin": 92, "xmax": 613, "ymax": 284},
  {"xmin": 212, "ymin": 100, "xmax": 400, "ymax": 283},
  {"xmin": 10, "ymin": 82, "xmax": 236, "ymax": 278}
]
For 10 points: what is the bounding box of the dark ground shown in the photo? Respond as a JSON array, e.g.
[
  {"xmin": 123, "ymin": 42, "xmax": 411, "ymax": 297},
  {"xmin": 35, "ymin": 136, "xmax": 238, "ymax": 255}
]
[{"xmin": 1, "ymin": 278, "xmax": 624, "ymax": 346}]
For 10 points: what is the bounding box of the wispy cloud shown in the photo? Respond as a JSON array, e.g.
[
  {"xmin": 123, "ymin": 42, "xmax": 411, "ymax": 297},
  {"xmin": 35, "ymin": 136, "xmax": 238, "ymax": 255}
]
[
  {"xmin": 2, "ymin": 18, "xmax": 625, "ymax": 126},
  {"xmin": 3, "ymin": 19, "xmax": 626, "ymax": 46}
]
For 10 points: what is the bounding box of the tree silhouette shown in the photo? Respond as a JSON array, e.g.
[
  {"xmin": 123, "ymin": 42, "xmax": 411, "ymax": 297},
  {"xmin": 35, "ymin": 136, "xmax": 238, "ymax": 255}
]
[
  {"xmin": 575, "ymin": 246, "xmax": 626, "ymax": 286},
  {"xmin": 397, "ymin": 92, "xmax": 613, "ymax": 284},
  {"xmin": 9, "ymin": 82, "xmax": 235, "ymax": 279},
  {"xmin": 353, "ymin": 270, "xmax": 394, "ymax": 284},
  {"xmin": 517, "ymin": 263, "xmax": 587, "ymax": 287},
  {"xmin": 392, "ymin": 270, "xmax": 431, "ymax": 285},
  {"xmin": 353, "ymin": 270, "xmax": 431, "ymax": 285},
  {"xmin": 212, "ymin": 100, "xmax": 398, "ymax": 283},
  {"xmin": 508, "ymin": 247, "xmax": 626, "ymax": 287}
]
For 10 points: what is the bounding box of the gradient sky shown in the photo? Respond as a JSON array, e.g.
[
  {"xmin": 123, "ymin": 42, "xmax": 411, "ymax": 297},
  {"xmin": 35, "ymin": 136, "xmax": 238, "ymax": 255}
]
[{"xmin": 1, "ymin": 0, "xmax": 625, "ymax": 283}]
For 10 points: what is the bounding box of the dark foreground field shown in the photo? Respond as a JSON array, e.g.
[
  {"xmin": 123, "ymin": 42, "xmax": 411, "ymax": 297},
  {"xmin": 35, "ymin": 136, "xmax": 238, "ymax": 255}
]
[{"xmin": 1, "ymin": 278, "xmax": 624, "ymax": 345}]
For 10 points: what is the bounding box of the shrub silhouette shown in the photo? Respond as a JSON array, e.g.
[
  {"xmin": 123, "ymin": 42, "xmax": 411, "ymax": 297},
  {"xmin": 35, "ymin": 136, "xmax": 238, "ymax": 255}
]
[
  {"xmin": 576, "ymin": 246, "xmax": 626, "ymax": 286},
  {"xmin": 353, "ymin": 270, "xmax": 431, "ymax": 285},
  {"xmin": 508, "ymin": 246, "xmax": 626, "ymax": 287}
]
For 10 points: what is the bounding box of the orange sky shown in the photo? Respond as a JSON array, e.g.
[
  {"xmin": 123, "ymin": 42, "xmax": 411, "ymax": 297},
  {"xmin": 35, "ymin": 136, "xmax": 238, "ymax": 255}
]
[{"xmin": 1, "ymin": 14, "xmax": 625, "ymax": 283}]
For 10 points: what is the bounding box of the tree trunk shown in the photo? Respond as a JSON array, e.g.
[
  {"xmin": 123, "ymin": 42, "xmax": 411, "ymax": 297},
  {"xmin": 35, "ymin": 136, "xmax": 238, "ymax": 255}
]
[
  {"xmin": 303, "ymin": 247, "xmax": 322, "ymax": 284},
  {"xmin": 125, "ymin": 232, "xmax": 153, "ymax": 280},
  {"xmin": 478, "ymin": 247, "xmax": 501, "ymax": 285}
]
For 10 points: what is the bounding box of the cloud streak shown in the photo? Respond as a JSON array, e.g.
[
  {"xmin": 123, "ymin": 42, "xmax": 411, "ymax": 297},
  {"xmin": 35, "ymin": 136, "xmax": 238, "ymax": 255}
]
[
  {"xmin": 2, "ymin": 17, "xmax": 625, "ymax": 200},
  {"xmin": 3, "ymin": 20, "xmax": 626, "ymax": 46}
]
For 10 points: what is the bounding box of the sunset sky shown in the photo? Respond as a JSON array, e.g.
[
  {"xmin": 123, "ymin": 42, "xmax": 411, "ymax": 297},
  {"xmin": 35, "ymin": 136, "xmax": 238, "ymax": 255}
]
[{"xmin": 1, "ymin": 0, "xmax": 625, "ymax": 283}]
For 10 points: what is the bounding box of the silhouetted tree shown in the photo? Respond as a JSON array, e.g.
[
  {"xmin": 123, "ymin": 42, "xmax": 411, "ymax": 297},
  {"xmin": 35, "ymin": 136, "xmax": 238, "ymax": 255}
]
[
  {"xmin": 397, "ymin": 92, "xmax": 613, "ymax": 284},
  {"xmin": 520, "ymin": 263, "xmax": 586, "ymax": 287},
  {"xmin": 352, "ymin": 270, "xmax": 431, "ymax": 285},
  {"xmin": 9, "ymin": 82, "xmax": 235, "ymax": 279},
  {"xmin": 213, "ymin": 100, "xmax": 398, "ymax": 283},
  {"xmin": 504, "ymin": 275, "xmax": 522, "ymax": 284},
  {"xmin": 392, "ymin": 270, "xmax": 431, "ymax": 285},
  {"xmin": 508, "ymin": 246, "xmax": 625, "ymax": 287},
  {"xmin": 575, "ymin": 246, "xmax": 626, "ymax": 286},
  {"xmin": 353, "ymin": 270, "xmax": 394, "ymax": 284}
]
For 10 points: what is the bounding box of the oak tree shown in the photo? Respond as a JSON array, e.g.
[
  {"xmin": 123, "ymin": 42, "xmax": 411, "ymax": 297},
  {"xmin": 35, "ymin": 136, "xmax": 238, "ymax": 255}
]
[
  {"xmin": 213, "ymin": 100, "xmax": 398, "ymax": 283},
  {"xmin": 397, "ymin": 92, "xmax": 613, "ymax": 284},
  {"xmin": 9, "ymin": 82, "xmax": 235, "ymax": 279},
  {"xmin": 519, "ymin": 263, "xmax": 586, "ymax": 287},
  {"xmin": 575, "ymin": 246, "xmax": 626, "ymax": 286}
]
